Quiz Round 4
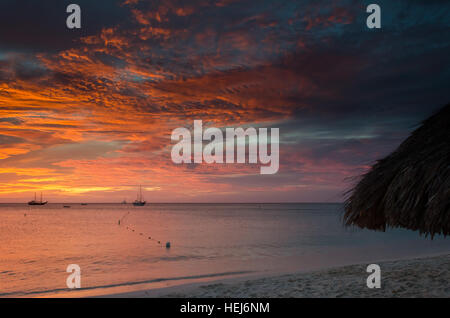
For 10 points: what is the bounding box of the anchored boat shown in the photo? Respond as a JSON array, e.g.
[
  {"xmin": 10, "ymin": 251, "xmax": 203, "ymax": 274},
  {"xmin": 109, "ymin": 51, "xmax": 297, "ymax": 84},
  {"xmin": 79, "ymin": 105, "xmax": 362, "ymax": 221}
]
[
  {"xmin": 133, "ymin": 186, "xmax": 146, "ymax": 206},
  {"xmin": 28, "ymin": 192, "xmax": 48, "ymax": 205}
]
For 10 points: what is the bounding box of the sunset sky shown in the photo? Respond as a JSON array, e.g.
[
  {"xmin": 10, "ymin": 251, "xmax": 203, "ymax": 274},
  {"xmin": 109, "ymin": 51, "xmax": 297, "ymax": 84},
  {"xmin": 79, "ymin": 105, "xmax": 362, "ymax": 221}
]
[{"xmin": 0, "ymin": 0, "xmax": 449, "ymax": 202}]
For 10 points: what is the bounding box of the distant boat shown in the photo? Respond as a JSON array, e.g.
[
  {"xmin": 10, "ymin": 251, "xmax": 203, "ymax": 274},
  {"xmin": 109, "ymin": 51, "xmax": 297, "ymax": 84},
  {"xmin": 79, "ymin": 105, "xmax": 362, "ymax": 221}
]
[
  {"xmin": 133, "ymin": 186, "xmax": 146, "ymax": 206},
  {"xmin": 81, "ymin": 203, "xmax": 88, "ymax": 206},
  {"xmin": 28, "ymin": 192, "xmax": 47, "ymax": 205},
  {"xmin": 121, "ymin": 199, "xmax": 127, "ymax": 204},
  {"xmin": 63, "ymin": 205, "xmax": 71, "ymax": 208}
]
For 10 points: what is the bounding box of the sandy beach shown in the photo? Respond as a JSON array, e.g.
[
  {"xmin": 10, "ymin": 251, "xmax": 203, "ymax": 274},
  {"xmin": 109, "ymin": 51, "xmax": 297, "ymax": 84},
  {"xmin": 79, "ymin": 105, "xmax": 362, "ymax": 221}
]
[{"xmin": 109, "ymin": 253, "xmax": 450, "ymax": 298}]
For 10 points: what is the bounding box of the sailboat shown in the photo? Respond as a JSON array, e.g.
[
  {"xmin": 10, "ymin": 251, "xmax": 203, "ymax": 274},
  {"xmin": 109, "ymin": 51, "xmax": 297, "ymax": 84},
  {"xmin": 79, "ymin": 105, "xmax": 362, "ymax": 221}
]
[
  {"xmin": 28, "ymin": 192, "xmax": 48, "ymax": 205},
  {"xmin": 133, "ymin": 186, "xmax": 146, "ymax": 206}
]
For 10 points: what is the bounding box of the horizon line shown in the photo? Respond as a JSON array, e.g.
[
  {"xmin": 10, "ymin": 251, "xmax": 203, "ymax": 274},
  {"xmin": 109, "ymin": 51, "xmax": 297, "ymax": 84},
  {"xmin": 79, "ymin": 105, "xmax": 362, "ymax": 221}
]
[{"xmin": 0, "ymin": 201, "xmax": 343, "ymax": 204}]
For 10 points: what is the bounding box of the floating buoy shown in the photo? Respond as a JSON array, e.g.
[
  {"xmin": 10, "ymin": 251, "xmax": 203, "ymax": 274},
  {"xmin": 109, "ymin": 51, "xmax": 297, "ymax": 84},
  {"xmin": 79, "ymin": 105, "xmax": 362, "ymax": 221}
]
[
  {"xmin": 166, "ymin": 242, "xmax": 171, "ymax": 249},
  {"xmin": 148, "ymin": 237, "xmax": 151, "ymax": 239},
  {"xmin": 118, "ymin": 220, "xmax": 120, "ymax": 225}
]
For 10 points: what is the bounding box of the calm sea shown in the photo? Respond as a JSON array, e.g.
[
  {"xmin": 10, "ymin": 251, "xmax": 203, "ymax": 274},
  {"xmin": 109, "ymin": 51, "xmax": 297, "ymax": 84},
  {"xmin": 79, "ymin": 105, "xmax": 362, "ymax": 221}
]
[{"xmin": 0, "ymin": 203, "xmax": 449, "ymax": 297}]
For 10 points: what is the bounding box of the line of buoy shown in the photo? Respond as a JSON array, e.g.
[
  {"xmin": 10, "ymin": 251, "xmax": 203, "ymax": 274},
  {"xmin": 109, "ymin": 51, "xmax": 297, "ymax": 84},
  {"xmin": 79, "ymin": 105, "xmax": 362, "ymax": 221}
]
[
  {"xmin": 118, "ymin": 213, "xmax": 171, "ymax": 249},
  {"xmin": 120, "ymin": 211, "xmax": 130, "ymax": 223}
]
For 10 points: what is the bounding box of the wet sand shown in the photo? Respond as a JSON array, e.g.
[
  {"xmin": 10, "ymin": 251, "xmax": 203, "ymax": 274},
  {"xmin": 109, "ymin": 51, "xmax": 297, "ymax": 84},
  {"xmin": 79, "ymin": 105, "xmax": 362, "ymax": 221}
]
[{"xmin": 108, "ymin": 253, "xmax": 450, "ymax": 298}]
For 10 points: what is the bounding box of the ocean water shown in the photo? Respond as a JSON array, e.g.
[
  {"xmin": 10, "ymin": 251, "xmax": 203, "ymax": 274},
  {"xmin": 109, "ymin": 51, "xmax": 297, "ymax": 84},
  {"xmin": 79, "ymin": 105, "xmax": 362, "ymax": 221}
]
[{"xmin": 0, "ymin": 203, "xmax": 449, "ymax": 297}]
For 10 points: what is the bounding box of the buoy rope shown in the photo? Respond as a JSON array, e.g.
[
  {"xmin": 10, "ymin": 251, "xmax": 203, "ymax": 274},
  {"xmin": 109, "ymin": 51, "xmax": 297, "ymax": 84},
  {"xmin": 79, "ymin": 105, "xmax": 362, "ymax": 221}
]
[{"xmin": 119, "ymin": 210, "xmax": 170, "ymax": 248}]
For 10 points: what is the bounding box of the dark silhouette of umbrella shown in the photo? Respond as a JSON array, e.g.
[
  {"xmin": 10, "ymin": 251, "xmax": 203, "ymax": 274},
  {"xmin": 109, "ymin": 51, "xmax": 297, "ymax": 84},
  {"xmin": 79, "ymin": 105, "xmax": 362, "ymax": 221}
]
[{"xmin": 344, "ymin": 103, "xmax": 449, "ymax": 237}]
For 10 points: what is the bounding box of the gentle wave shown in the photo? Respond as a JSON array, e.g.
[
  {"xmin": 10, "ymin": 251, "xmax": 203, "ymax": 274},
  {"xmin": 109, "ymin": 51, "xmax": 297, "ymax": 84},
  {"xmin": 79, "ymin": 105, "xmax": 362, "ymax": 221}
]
[{"xmin": 0, "ymin": 270, "xmax": 254, "ymax": 297}]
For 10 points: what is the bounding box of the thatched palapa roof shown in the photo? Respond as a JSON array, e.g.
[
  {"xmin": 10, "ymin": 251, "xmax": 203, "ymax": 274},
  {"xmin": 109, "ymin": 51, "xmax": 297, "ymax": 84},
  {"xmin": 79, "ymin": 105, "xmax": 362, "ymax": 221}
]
[{"xmin": 344, "ymin": 104, "xmax": 450, "ymax": 237}]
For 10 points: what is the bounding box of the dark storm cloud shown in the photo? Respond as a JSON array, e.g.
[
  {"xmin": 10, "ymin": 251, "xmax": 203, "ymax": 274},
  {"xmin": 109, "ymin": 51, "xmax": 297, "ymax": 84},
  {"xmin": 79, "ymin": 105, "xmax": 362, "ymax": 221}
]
[
  {"xmin": 0, "ymin": 0, "xmax": 130, "ymax": 52},
  {"xmin": 258, "ymin": 0, "xmax": 450, "ymax": 149},
  {"xmin": 93, "ymin": 52, "xmax": 127, "ymax": 68},
  {"xmin": 0, "ymin": 117, "xmax": 24, "ymax": 126}
]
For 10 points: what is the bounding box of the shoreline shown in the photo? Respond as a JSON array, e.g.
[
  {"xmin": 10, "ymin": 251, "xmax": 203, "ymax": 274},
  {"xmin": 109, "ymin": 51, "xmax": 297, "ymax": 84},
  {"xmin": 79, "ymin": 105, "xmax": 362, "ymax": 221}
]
[{"xmin": 100, "ymin": 252, "xmax": 450, "ymax": 298}]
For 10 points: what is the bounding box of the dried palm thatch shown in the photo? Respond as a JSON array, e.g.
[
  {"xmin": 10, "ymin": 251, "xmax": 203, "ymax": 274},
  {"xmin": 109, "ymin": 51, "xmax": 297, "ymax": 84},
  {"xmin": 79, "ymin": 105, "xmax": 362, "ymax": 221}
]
[{"xmin": 344, "ymin": 103, "xmax": 450, "ymax": 237}]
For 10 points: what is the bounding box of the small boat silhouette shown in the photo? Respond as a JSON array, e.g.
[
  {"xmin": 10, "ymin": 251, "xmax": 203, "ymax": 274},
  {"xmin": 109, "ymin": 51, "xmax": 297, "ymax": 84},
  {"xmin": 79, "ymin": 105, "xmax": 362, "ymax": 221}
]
[
  {"xmin": 133, "ymin": 185, "xmax": 146, "ymax": 206},
  {"xmin": 28, "ymin": 192, "xmax": 47, "ymax": 205}
]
